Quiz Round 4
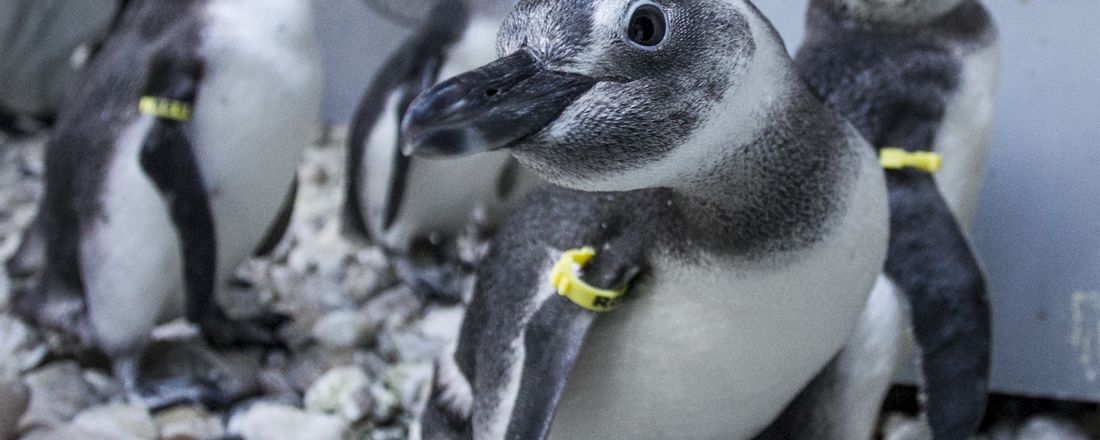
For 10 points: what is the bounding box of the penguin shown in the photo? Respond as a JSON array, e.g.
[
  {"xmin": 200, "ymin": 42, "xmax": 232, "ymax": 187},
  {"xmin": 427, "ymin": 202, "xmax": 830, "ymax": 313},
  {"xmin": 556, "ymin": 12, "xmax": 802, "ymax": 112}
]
[
  {"xmin": 11, "ymin": 0, "xmax": 321, "ymax": 406},
  {"xmin": 400, "ymin": 0, "xmax": 894, "ymax": 438},
  {"xmin": 344, "ymin": 0, "xmax": 539, "ymax": 298},
  {"xmin": 790, "ymin": 1, "xmax": 998, "ymax": 437}
]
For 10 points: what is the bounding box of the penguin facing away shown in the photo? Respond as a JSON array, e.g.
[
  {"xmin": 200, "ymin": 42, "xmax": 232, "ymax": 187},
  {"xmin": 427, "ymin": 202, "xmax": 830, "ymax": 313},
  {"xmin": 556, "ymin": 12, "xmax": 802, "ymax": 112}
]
[
  {"xmin": 12, "ymin": 0, "xmax": 321, "ymax": 405},
  {"xmin": 344, "ymin": 0, "xmax": 539, "ymax": 256},
  {"xmin": 401, "ymin": 0, "xmax": 891, "ymax": 438},
  {"xmin": 793, "ymin": 0, "xmax": 997, "ymax": 437}
]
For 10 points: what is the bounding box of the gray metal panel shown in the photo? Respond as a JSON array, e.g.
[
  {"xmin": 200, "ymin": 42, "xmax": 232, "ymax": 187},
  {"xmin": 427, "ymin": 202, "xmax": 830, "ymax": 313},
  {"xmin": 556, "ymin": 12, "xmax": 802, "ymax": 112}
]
[{"xmin": 320, "ymin": 0, "xmax": 1100, "ymax": 401}]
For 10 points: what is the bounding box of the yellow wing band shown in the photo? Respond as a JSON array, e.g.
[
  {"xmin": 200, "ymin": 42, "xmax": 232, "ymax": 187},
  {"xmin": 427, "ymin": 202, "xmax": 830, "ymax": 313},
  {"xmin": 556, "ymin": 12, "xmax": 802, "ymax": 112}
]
[
  {"xmin": 879, "ymin": 148, "xmax": 943, "ymax": 173},
  {"xmin": 138, "ymin": 96, "xmax": 192, "ymax": 121},
  {"xmin": 549, "ymin": 247, "xmax": 628, "ymax": 313}
]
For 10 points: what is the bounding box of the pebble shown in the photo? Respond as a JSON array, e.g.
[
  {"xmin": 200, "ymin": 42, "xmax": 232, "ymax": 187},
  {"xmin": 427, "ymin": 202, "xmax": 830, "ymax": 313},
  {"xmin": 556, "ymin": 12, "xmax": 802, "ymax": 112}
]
[
  {"xmin": 304, "ymin": 366, "xmax": 374, "ymax": 422},
  {"xmin": 368, "ymin": 383, "xmax": 400, "ymax": 424},
  {"xmin": 0, "ymin": 379, "xmax": 29, "ymax": 440},
  {"xmin": 20, "ymin": 362, "xmax": 102, "ymax": 431},
  {"xmin": 228, "ymin": 402, "xmax": 347, "ymax": 440},
  {"xmin": 154, "ymin": 406, "xmax": 225, "ymax": 440},
  {"xmin": 0, "ymin": 315, "xmax": 40, "ymax": 378},
  {"xmin": 70, "ymin": 404, "xmax": 157, "ymax": 440},
  {"xmin": 880, "ymin": 412, "xmax": 932, "ymax": 440},
  {"xmin": 384, "ymin": 363, "xmax": 432, "ymax": 412},
  {"xmin": 1015, "ymin": 416, "xmax": 1090, "ymax": 440},
  {"xmin": 311, "ymin": 310, "xmax": 375, "ymax": 350}
]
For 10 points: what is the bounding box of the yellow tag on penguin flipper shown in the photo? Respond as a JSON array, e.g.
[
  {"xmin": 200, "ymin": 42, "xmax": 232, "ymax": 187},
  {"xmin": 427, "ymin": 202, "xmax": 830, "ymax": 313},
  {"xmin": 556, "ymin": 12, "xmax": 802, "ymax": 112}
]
[
  {"xmin": 879, "ymin": 148, "xmax": 943, "ymax": 173},
  {"xmin": 138, "ymin": 96, "xmax": 192, "ymax": 121},
  {"xmin": 549, "ymin": 247, "xmax": 629, "ymax": 312}
]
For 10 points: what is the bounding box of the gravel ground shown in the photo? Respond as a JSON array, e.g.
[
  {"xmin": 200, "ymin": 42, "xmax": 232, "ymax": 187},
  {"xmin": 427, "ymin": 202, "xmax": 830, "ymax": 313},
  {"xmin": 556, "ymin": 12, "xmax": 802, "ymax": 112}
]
[{"xmin": 0, "ymin": 128, "xmax": 1095, "ymax": 439}]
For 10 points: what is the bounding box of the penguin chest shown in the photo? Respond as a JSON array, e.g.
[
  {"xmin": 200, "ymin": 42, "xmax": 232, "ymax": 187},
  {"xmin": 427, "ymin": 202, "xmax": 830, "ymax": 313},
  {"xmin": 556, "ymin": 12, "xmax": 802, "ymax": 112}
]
[
  {"xmin": 193, "ymin": 0, "xmax": 322, "ymax": 277},
  {"xmin": 549, "ymin": 187, "xmax": 889, "ymax": 439},
  {"xmin": 932, "ymin": 40, "xmax": 1001, "ymax": 227}
]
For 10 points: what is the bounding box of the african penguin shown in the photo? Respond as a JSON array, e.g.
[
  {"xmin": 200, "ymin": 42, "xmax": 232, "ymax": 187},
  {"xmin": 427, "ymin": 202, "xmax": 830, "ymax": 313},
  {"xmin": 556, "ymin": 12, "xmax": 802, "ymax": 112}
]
[
  {"xmin": 793, "ymin": 1, "xmax": 998, "ymax": 438},
  {"xmin": 12, "ymin": 0, "xmax": 321, "ymax": 406},
  {"xmin": 344, "ymin": 0, "xmax": 538, "ymax": 256},
  {"xmin": 401, "ymin": 0, "xmax": 893, "ymax": 438}
]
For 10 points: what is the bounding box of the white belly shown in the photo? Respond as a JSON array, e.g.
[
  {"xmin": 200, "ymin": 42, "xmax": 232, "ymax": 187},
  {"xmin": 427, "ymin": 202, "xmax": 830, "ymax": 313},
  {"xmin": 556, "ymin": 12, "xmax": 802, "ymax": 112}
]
[
  {"xmin": 932, "ymin": 40, "xmax": 1001, "ymax": 228},
  {"xmin": 83, "ymin": 118, "xmax": 185, "ymax": 357},
  {"xmin": 549, "ymin": 166, "xmax": 889, "ymax": 439},
  {"xmin": 195, "ymin": 0, "xmax": 322, "ymax": 282}
]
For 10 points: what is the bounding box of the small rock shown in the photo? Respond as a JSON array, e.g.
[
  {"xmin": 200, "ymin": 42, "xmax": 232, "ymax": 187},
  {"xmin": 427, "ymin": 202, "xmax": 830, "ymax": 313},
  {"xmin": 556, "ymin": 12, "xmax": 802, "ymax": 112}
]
[
  {"xmin": 228, "ymin": 402, "xmax": 347, "ymax": 440},
  {"xmin": 20, "ymin": 362, "xmax": 101, "ymax": 431},
  {"xmin": 311, "ymin": 311, "xmax": 375, "ymax": 350},
  {"xmin": 155, "ymin": 406, "xmax": 225, "ymax": 440},
  {"xmin": 378, "ymin": 331, "xmax": 443, "ymax": 364},
  {"xmin": 1016, "ymin": 416, "xmax": 1089, "ymax": 440},
  {"xmin": 284, "ymin": 346, "xmax": 357, "ymax": 393},
  {"xmin": 0, "ymin": 380, "xmax": 30, "ymax": 440},
  {"xmin": 361, "ymin": 286, "xmax": 422, "ymax": 330},
  {"xmin": 368, "ymin": 383, "xmax": 400, "ymax": 424},
  {"xmin": 70, "ymin": 404, "xmax": 157, "ymax": 440},
  {"xmin": 384, "ymin": 363, "xmax": 432, "ymax": 411},
  {"xmin": 366, "ymin": 426, "xmax": 407, "ymax": 440},
  {"xmin": 304, "ymin": 366, "xmax": 373, "ymax": 422},
  {"xmin": 0, "ymin": 315, "xmax": 39, "ymax": 378},
  {"xmin": 416, "ymin": 306, "xmax": 465, "ymax": 342}
]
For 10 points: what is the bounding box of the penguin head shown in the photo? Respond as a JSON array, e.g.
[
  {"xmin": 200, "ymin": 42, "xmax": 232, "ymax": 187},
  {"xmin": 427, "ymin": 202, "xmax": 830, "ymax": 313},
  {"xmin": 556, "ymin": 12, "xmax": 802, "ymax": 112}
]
[
  {"xmin": 821, "ymin": 0, "xmax": 964, "ymax": 25},
  {"xmin": 402, "ymin": 0, "xmax": 785, "ymax": 192}
]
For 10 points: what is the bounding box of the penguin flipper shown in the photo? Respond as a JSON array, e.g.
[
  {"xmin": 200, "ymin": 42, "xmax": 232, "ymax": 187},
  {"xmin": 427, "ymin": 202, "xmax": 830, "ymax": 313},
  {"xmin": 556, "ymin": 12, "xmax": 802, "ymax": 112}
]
[
  {"xmin": 343, "ymin": 3, "xmax": 465, "ymax": 242},
  {"xmin": 252, "ymin": 175, "xmax": 299, "ymax": 257},
  {"xmin": 868, "ymin": 60, "xmax": 990, "ymax": 439},
  {"xmin": 884, "ymin": 172, "xmax": 990, "ymax": 440},
  {"xmin": 503, "ymin": 238, "xmax": 644, "ymax": 439},
  {"xmin": 138, "ymin": 51, "xmax": 283, "ymax": 349}
]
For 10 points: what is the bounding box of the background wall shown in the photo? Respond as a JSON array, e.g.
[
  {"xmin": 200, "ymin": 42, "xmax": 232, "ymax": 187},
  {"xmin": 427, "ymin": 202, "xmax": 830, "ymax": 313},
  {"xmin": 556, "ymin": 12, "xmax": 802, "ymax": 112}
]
[{"xmin": 317, "ymin": 0, "xmax": 1100, "ymax": 401}]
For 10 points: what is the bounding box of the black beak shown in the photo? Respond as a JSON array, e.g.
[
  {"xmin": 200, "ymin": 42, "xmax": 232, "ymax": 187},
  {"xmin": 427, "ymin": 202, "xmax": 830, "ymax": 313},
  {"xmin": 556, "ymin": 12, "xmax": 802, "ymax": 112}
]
[{"xmin": 401, "ymin": 50, "xmax": 597, "ymax": 157}]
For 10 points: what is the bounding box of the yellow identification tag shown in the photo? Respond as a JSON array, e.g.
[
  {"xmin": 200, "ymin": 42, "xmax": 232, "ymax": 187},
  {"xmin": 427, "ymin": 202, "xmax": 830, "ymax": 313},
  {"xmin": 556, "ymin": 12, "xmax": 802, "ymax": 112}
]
[
  {"xmin": 549, "ymin": 247, "xmax": 628, "ymax": 312},
  {"xmin": 138, "ymin": 96, "xmax": 192, "ymax": 121},
  {"xmin": 879, "ymin": 148, "xmax": 942, "ymax": 173}
]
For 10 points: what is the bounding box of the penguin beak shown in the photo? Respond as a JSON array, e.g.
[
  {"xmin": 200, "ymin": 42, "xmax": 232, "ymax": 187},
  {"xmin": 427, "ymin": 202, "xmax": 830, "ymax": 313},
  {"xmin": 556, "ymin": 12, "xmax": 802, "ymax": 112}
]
[{"xmin": 401, "ymin": 50, "xmax": 597, "ymax": 157}]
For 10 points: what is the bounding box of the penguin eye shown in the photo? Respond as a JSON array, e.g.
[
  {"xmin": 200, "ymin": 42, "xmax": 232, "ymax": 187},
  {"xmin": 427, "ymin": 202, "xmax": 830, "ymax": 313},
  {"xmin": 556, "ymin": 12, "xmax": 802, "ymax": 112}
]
[{"xmin": 625, "ymin": 3, "xmax": 667, "ymax": 48}]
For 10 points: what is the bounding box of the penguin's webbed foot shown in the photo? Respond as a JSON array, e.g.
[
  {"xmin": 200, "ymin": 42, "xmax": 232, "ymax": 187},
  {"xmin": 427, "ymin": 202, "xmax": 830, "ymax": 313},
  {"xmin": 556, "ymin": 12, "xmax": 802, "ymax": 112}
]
[{"xmin": 199, "ymin": 310, "xmax": 288, "ymax": 350}]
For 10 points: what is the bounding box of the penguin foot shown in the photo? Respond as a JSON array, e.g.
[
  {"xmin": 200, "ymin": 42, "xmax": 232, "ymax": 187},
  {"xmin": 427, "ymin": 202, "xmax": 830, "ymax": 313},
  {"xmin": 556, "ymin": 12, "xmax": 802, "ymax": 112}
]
[
  {"xmin": 199, "ymin": 310, "xmax": 288, "ymax": 350},
  {"xmin": 433, "ymin": 354, "xmax": 473, "ymax": 423},
  {"xmin": 394, "ymin": 259, "xmax": 466, "ymax": 305}
]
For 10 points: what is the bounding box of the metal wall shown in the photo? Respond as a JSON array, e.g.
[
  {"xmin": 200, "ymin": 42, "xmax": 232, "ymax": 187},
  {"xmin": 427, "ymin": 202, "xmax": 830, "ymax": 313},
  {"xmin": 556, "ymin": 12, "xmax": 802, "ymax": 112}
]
[{"xmin": 318, "ymin": 0, "xmax": 1100, "ymax": 401}]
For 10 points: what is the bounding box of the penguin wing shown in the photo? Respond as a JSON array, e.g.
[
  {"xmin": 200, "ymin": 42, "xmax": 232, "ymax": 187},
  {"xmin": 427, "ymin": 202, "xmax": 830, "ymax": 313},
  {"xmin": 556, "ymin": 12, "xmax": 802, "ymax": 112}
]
[
  {"xmin": 343, "ymin": 3, "xmax": 466, "ymax": 240},
  {"xmin": 420, "ymin": 188, "xmax": 649, "ymax": 439},
  {"xmin": 883, "ymin": 172, "xmax": 990, "ymax": 440},
  {"xmin": 873, "ymin": 50, "xmax": 990, "ymax": 440},
  {"xmin": 136, "ymin": 49, "xmax": 217, "ymax": 325},
  {"xmin": 252, "ymin": 175, "xmax": 298, "ymax": 257}
]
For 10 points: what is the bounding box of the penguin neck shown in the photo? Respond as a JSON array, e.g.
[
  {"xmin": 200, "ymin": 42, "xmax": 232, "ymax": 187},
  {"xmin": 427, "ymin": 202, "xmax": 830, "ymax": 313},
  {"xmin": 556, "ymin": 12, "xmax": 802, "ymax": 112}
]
[
  {"xmin": 666, "ymin": 85, "xmax": 856, "ymax": 255},
  {"xmin": 810, "ymin": 0, "xmax": 966, "ymax": 28}
]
